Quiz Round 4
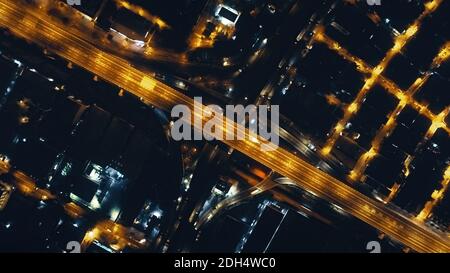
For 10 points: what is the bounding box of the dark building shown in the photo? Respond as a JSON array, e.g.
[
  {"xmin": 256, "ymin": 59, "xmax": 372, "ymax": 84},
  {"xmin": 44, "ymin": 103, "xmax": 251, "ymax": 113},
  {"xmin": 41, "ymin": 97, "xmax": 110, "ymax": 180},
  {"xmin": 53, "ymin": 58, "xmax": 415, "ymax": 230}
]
[
  {"xmin": 39, "ymin": 96, "xmax": 87, "ymax": 150},
  {"xmin": 0, "ymin": 55, "xmax": 19, "ymax": 97},
  {"xmin": 414, "ymin": 73, "xmax": 449, "ymax": 115},
  {"xmin": 69, "ymin": 105, "xmax": 112, "ymax": 160}
]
